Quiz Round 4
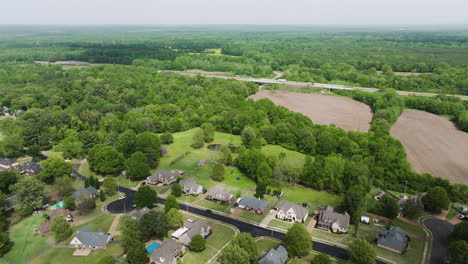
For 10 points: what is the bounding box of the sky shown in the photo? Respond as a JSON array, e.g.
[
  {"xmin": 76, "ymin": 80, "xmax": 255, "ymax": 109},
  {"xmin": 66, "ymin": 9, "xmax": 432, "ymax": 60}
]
[{"xmin": 2, "ymin": 0, "xmax": 468, "ymax": 25}]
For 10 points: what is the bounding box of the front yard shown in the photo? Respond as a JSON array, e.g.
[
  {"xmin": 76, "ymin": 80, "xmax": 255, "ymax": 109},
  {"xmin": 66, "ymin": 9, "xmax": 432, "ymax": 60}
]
[
  {"xmin": 281, "ymin": 186, "xmax": 343, "ymax": 213},
  {"xmin": 196, "ymin": 199, "xmax": 232, "ymax": 214}
]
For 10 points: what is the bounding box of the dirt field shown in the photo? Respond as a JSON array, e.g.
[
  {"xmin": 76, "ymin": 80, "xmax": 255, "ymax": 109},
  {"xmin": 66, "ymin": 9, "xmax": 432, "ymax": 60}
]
[
  {"xmin": 248, "ymin": 90, "xmax": 372, "ymax": 132},
  {"xmin": 390, "ymin": 110, "xmax": 468, "ymax": 185}
]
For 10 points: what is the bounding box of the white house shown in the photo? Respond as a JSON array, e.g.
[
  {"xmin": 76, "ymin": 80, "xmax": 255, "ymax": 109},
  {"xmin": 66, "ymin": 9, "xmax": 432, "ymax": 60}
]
[
  {"xmin": 275, "ymin": 200, "xmax": 308, "ymax": 222},
  {"xmin": 179, "ymin": 178, "xmax": 203, "ymax": 195},
  {"xmin": 70, "ymin": 226, "xmax": 112, "ymax": 250}
]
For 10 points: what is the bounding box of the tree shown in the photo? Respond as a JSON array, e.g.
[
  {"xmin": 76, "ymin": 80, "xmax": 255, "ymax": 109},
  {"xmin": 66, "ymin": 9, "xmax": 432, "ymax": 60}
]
[
  {"xmin": 344, "ymin": 185, "xmax": 367, "ymax": 224},
  {"xmin": 166, "ymin": 208, "xmax": 184, "ymax": 229},
  {"xmin": 63, "ymin": 195, "xmax": 76, "ymax": 210},
  {"xmin": 99, "ymin": 191, "xmax": 106, "ymax": 202},
  {"xmin": 126, "ymin": 241, "xmax": 149, "ymax": 264},
  {"xmin": 139, "ymin": 211, "xmax": 168, "ymax": 239},
  {"xmin": 0, "ymin": 231, "xmax": 12, "ymax": 257},
  {"xmin": 171, "ymin": 183, "xmax": 182, "ymax": 197},
  {"xmin": 449, "ymin": 222, "xmax": 468, "ymax": 243},
  {"xmin": 201, "ymin": 123, "xmax": 215, "ymax": 143},
  {"xmin": 102, "ymin": 177, "xmax": 117, "ymax": 196},
  {"xmin": 191, "ymin": 129, "xmax": 205, "ymax": 149},
  {"xmin": 76, "ymin": 195, "xmax": 96, "ymax": 215},
  {"xmin": 219, "ymin": 145, "xmax": 233, "ymax": 165},
  {"xmin": 284, "ymin": 223, "xmax": 312, "ymax": 257},
  {"xmin": 378, "ymin": 196, "xmax": 400, "ymax": 219},
  {"xmin": 51, "ymin": 216, "xmax": 72, "ymax": 242},
  {"xmin": 164, "ymin": 195, "xmax": 179, "ymax": 213},
  {"xmin": 255, "ymin": 181, "xmax": 267, "ymax": 199},
  {"xmin": 188, "ymin": 234, "xmax": 206, "ymax": 252},
  {"xmin": 38, "ymin": 157, "xmax": 71, "ymax": 183},
  {"xmin": 241, "ymin": 126, "xmax": 258, "ymax": 149},
  {"xmin": 55, "ymin": 176, "xmax": 75, "ymax": 197},
  {"xmin": 347, "ymin": 238, "xmax": 376, "ymax": 264},
  {"xmin": 120, "ymin": 216, "xmax": 143, "ymax": 253},
  {"xmin": 0, "ymin": 171, "xmax": 18, "ymax": 194},
  {"xmin": 134, "ymin": 185, "xmax": 157, "ymax": 209},
  {"xmin": 11, "ymin": 177, "xmax": 46, "ymax": 213},
  {"xmin": 401, "ymin": 197, "xmax": 423, "ymax": 218},
  {"xmin": 218, "ymin": 244, "xmax": 250, "ymax": 264},
  {"xmin": 311, "ymin": 253, "xmax": 331, "ymax": 264},
  {"xmin": 88, "ymin": 144, "xmax": 124, "ymax": 175},
  {"xmin": 447, "ymin": 240, "xmax": 468, "ymax": 264},
  {"xmin": 135, "ymin": 132, "xmax": 161, "ymax": 169},
  {"xmin": 422, "ymin": 186, "xmax": 450, "ymax": 214},
  {"xmin": 212, "ymin": 163, "xmax": 225, "ymax": 181},
  {"xmin": 115, "ymin": 129, "xmax": 137, "ymax": 157},
  {"xmin": 231, "ymin": 233, "xmax": 257, "ymax": 263},
  {"xmin": 125, "ymin": 152, "xmax": 150, "ymax": 181},
  {"xmin": 160, "ymin": 132, "xmax": 174, "ymax": 144}
]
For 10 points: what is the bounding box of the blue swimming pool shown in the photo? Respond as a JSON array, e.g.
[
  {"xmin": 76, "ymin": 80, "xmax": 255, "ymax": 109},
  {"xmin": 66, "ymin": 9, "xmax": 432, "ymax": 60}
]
[
  {"xmin": 51, "ymin": 201, "xmax": 64, "ymax": 210},
  {"xmin": 146, "ymin": 242, "xmax": 161, "ymax": 253}
]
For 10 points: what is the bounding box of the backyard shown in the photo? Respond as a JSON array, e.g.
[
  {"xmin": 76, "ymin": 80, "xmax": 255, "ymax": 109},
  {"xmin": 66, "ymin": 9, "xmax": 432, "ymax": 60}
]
[{"xmin": 281, "ymin": 186, "xmax": 343, "ymax": 213}]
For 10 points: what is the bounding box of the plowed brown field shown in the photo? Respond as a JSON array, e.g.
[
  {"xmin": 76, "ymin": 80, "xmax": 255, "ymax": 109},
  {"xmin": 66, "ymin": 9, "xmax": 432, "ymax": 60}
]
[
  {"xmin": 248, "ymin": 90, "xmax": 372, "ymax": 132},
  {"xmin": 391, "ymin": 110, "xmax": 468, "ymax": 185}
]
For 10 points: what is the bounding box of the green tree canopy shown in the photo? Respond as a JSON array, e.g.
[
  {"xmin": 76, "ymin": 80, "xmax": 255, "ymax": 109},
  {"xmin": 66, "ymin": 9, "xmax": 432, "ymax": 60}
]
[
  {"xmin": 139, "ymin": 211, "xmax": 168, "ymax": 240},
  {"xmin": 171, "ymin": 183, "xmax": 182, "ymax": 197},
  {"xmin": 191, "ymin": 129, "xmax": 205, "ymax": 149},
  {"xmin": 160, "ymin": 132, "xmax": 174, "ymax": 144},
  {"xmin": 135, "ymin": 132, "xmax": 161, "ymax": 169},
  {"xmin": 115, "ymin": 129, "xmax": 137, "ymax": 157},
  {"xmin": 166, "ymin": 208, "xmax": 184, "ymax": 229},
  {"xmin": 188, "ymin": 234, "xmax": 206, "ymax": 252},
  {"xmin": 88, "ymin": 144, "xmax": 124, "ymax": 175},
  {"xmin": 63, "ymin": 195, "xmax": 76, "ymax": 210},
  {"xmin": 347, "ymin": 238, "xmax": 376, "ymax": 264},
  {"xmin": 218, "ymin": 244, "xmax": 250, "ymax": 264},
  {"xmin": 212, "ymin": 163, "xmax": 225, "ymax": 181},
  {"xmin": 447, "ymin": 240, "xmax": 468, "ymax": 264},
  {"xmin": 449, "ymin": 222, "xmax": 468, "ymax": 243},
  {"xmin": 378, "ymin": 196, "xmax": 400, "ymax": 219},
  {"xmin": 422, "ymin": 186, "xmax": 450, "ymax": 214},
  {"xmin": 284, "ymin": 222, "xmax": 312, "ymax": 257},
  {"xmin": 164, "ymin": 195, "xmax": 179, "ymax": 213},
  {"xmin": 344, "ymin": 185, "xmax": 367, "ymax": 224},
  {"xmin": 0, "ymin": 231, "xmax": 12, "ymax": 257},
  {"xmin": 126, "ymin": 241, "xmax": 149, "ymax": 264},
  {"xmin": 311, "ymin": 253, "xmax": 331, "ymax": 264},
  {"xmin": 11, "ymin": 177, "xmax": 46, "ymax": 213},
  {"xmin": 125, "ymin": 152, "xmax": 150, "ymax": 181},
  {"xmin": 134, "ymin": 185, "xmax": 157, "ymax": 209},
  {"xmin": 201, "ymin": 122, "xmax": 215, "ymax": 143},
  {"xmin": 102, "ymin": 176, "xmax": 117, "ymax": 196},
  {"xmin": 231, "ymin": 233, "xmax": 257, "ymax": 263},
  {"xmin": 51, "ymin": 216, "xmax": 72, "ymax": 242},
  {"xmin": 38, "ymin": 157, "xmax": 71, "ymax": 183}
]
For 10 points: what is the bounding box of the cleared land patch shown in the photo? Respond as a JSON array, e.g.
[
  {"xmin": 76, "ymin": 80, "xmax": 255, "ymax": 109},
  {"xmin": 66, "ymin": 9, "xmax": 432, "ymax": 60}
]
[
  {"xmin": 248, "ymin": 90, "xmax": 372, "ymax": 132},
  {"xmin": 390, "ymin": 109, "xmax": 468, "ymax": 185}
]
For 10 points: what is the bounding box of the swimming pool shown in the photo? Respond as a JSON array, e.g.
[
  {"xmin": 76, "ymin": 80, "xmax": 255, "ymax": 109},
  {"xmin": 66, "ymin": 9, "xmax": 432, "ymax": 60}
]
[
  {"xmin": 51, "ymin": 201, "xmax": 64, "ymax": 210},
  {"xmin": 146, "ymin": 242, "xmax": 161, "ymax": 253}
]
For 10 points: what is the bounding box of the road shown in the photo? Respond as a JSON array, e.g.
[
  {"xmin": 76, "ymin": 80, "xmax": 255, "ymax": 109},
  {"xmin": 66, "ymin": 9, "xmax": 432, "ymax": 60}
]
[
  {"xmin": 423, "ymin": 218, "xmax": 454, "ymax": 264},
  {"xmin": 167, "ymin": 70, "xmax": 468, "ymax": 100},
  {"xmin": 107, "ymin": 187, "xmax": 386, "ymax": 263}
]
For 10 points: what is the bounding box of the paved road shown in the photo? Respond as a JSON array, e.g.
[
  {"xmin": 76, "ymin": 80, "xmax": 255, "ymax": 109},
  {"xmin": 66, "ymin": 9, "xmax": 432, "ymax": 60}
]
[
  {"xmin": 107, "ymin": 187, "xmax": 385, "ymax": 263},
  {"xmin": 423, "ymin": 218, "xmax": 454, "ymax": 264},
  {"xmin": 70, "ymin": 163, "xmax": 85, "ymax": 180}
]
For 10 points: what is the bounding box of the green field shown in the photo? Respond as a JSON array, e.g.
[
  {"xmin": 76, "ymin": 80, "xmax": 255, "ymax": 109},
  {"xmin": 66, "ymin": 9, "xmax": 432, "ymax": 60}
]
[
  {"xmin": 74, "ymin": 215, "xmax": 115, "ymax": 233},
  {"xmin": 281, "ymin": 186, "xmax": 343, "ymax": 213},
  {"xmin": 256, "ymin": 238, "xmax": 281, "ymax": 255},
  {"xmin": 4, "ymin": 215, "xmax": 55, "ymax": 264}
]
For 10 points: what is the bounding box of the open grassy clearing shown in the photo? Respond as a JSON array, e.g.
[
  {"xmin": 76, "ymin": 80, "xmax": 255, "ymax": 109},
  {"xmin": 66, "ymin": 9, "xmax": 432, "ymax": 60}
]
[
  {"xmin": 4, "ymin": 215, "xmax": 55, "ymax": 264},
  {"xmin": 73, "ymin": 214, "xmax": 115, "ymax": 233},
  {"xmin": 28, "ymin": 243, "xmax": 122, "ymax": 264},
  {"xmin": 281, "ymin": 186, "xmax": 343, "ymax": 213}
]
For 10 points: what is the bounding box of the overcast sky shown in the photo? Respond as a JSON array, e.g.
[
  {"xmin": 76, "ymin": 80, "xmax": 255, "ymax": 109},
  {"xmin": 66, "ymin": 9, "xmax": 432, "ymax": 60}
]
[{"xmin": 2, "ymin": 0, "xmax": 468, "ymax": 25}]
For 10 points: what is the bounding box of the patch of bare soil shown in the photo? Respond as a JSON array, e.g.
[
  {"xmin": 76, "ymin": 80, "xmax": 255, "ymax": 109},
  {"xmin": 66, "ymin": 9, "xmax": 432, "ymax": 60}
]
[
  {"xmin": 248, "ymin": 90, "xmax": 372, "ymax": 132},
  {"xmin": 390, "ymin": 110, "xmax": 468, "ymax": 185}
]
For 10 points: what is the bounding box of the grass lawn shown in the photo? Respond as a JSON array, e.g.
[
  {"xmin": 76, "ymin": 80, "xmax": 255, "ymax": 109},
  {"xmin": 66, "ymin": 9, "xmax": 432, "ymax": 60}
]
[
  {"xmin": 28, "ymin": 243, "xmax": 122, "ymax": 264},
  {"xmin": 256, "ymin": 238, "xmax": 280, "ymax": 255},
  {"xmin": 196, "ymin": 200, "xmax": 232, "ymax": 214},
  {"xmin": 181, "ymin": 246, "xmax": 217, "ymax": 264},
  {"xmin": 206, "ymin": 224, "xmax": 236, "ymax": 250},
  {"xmin": 281, "ymin": 186, "xmax": 343, "ymax": 213},
  {"xmin": 74, "ymin": 214, "xmax": 115, "ymax": 233},
  {"xmin": 177, "ymin": 195, "xmax": 198, "ymax": 203},
  {"xmin": 268, "ymin": 219, "xmax": 294, "ymax": 230},
  {"xmin": 392, "ymin": 218, "xmax": 426, "ymax": 238},
  {"xmin": 446, "ymin": 203, "xmax": 459, "ymax": 219},
  {"xmin": 78, "ymin": 162, "xmax": 138, "ymax": 189},
  {"xmin": 239, "ymin": 211, "xmax": 266, "ymax": 223},
  {"xmin": 261, "ymin": 145, "xmax": 306, "ymax": 166},
  {"xmin": 312, "ymin": 227, "xmax": 355, "ymax": 246},
  {"xmin": 4, "ymin": 215, "xmax": 55, "ymax": 264}
]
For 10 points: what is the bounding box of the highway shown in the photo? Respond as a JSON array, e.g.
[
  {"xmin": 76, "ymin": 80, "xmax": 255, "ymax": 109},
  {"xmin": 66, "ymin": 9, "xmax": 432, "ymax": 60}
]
[
  {"xmin": 167, "ymin": 70, "xmax": 468, "ymax": 100},
  {"xmin": 107, "ymin": 186, "xmax": 387, "ymax": 264}
]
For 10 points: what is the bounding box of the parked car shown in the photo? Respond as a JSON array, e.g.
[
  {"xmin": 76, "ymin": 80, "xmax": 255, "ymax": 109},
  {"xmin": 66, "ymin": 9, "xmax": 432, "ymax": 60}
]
[
  {"xmin": 269, "ymin": 209, "xmax": 275, "ymax": 215},
  {"xmin": 119, "ymin": 195, "xmax": 126, "ymax": 200},
  {"xmin": 459, "ymin": 214, "xmax": 468, "ymax": 220}
]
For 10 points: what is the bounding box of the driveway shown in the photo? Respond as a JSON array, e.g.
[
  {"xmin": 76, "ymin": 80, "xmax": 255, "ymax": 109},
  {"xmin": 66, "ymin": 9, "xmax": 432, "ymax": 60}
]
[
  {"xmin": 106, "ymin": 186, "xmax": 136, "ymax": 214},
  {"xmin": 423, "ymin": 218, "xmax": 454, "ymax": 264}
]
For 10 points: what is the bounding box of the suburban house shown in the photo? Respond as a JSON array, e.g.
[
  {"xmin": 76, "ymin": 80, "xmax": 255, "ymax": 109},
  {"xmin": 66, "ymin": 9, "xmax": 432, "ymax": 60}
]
[
  {"xmin": 149, "ymin": 237, "xmax": 184, "ymax": 264},
  {"xmin": 132, "ymin": 207, "xmax": 151, "ymax": 221},
  {"xmin": 172, "ymin": 219, "xmax": 211, "ymax": 245},
  {"xmin": 147, "ymin": 169, "xmax": 183, "ymax": 185},
  {"xmin": 0, "ymin": 158, "xmax": 19, "ymax": 171},
  {"xmin": 275, "ymin": 200, "xmax": 308, "ymax": 222},
  {"xmin": 72, "ymin": 186, "xmax": 99, "ymax": 200},
  {"xmin": 377, "ymin": 226, "xmax": 408, "ymax": 254},
  {"xmin": 179, "ymin": 178, "xmax": 203, "ymax": 195},
  {"xmin": 206, "ymin": 186, "xmax": 234, "ymax": 203},
  {"xmin": 259, "ymin": 245, "xmax": 288, "ymax": 264},
  {"xmin": 20, "ymin": 162, "xmax": 42, "ymax": 176},
  {"xmin": 69, "ymin": 226, "xmax": 113, "ymax": 250},
  {"xmin": 316, "ymin": 206, "xmax": 350, "ymax": 233},
  {"xmin": 237, "ymin": 195, "xmax": 270, "ymax": 215},
  {"xmin": 49, "ymin": 208, "xmax": 73, "ymax": 222}
]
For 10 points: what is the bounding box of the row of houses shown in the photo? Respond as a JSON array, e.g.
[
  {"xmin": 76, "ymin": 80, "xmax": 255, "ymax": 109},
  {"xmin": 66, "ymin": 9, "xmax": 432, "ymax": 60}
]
[{"xmin": 0, "ymin": 158, "xmax": 42, "ymax": 175}]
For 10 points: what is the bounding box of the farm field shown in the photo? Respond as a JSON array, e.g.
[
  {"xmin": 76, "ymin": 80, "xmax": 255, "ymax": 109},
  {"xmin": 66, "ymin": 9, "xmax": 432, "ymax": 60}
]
[
  {"xmin": 248, "ymin": 90, "xmax": 372, "ymax": 132},
  {"xmin": 390, "ymin": 109, "xmax": 468, "ymax": 185}
]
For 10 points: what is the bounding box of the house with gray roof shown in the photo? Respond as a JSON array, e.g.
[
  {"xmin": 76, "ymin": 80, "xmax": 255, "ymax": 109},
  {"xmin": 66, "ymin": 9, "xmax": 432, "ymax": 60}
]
[
  {"xmin": 276, "ymin": 200, "xmax": 308, "ymax": 223},
  {"xmin": 238, "ymin": 195, "xmax": 270, "ymax": 215},
  {"xmin": 72, "ymin": 186, "xmax": 99, "ymax": 199},
  {"xmin": 0, "ymin": 158, "xmax": 19, "ymax": 171},
  {"xmin": 147, "ymin": 169, "xmax": 183, "ymax": 185},
  {"xmin": 179, "ymin": 178, "xmax": 203, "ymax": 195},
  {"xmin": 206, "ymin": 186, "xmax": 234, "ymax": 203},
  {"xmin": 317, "ymin": 206, "xmax": 350, "ymax": 233},
  {"xmin": 377, "ymin": 226, "xmax": 408, "ymax": 254},
  {"xmin": 132, "ymin": 207, "xmax": 151, "ymax": 221},
  {"xmin": 172, "ymin": 219, "xmax": 211, "ymax": 245},
  {"xmin": 20, "ymin": 162, "xmax": 42, "ymax": 176},
  {"xmin": 259, "ymin": 245, "xmax": 288, "ymax": 264},
  {"xmin": 70, "ymin": 226, "xmax": 112, "ymax": 250},
  {"xmin": 149, "ymin": 237, "xmax": 184, "ymax": 264}
]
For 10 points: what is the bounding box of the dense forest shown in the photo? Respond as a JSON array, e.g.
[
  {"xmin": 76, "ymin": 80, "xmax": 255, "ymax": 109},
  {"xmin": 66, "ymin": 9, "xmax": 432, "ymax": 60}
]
[{"xmin": 1, "ymin": 26, "xmax": 468, "ymax": 94}]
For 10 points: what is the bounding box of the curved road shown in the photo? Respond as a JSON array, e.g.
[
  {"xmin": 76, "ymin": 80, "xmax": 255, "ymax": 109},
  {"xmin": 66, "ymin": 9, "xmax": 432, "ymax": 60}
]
[
  {"xmin": 108, "ymin": 187, "xmax": 385, "ymax": 263},
  {"xmin": 423, "ymin": 218, "xmax": 454, "ymax": 264}
]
